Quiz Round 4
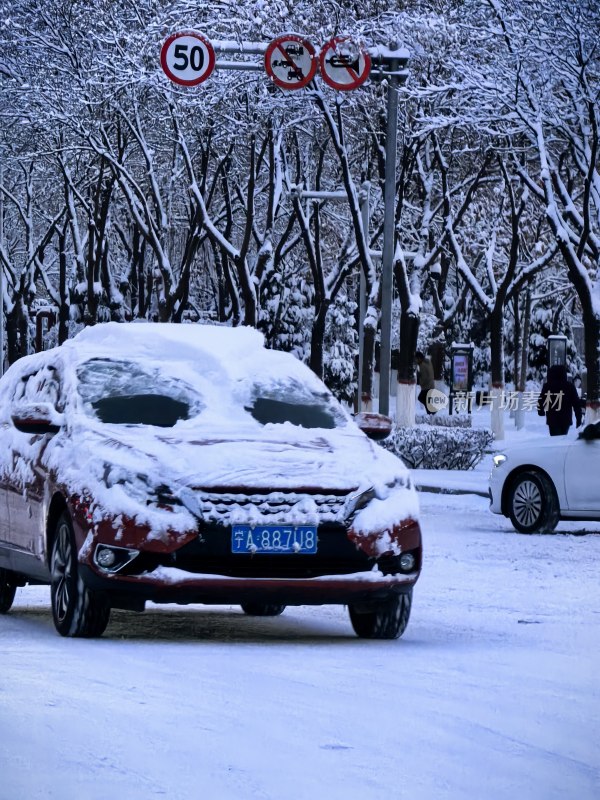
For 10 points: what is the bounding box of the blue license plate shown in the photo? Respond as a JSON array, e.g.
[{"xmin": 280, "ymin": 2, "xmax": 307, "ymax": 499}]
[{"xmin": 231, "ymin": 525, "xmax": 317, "ymax": 554}]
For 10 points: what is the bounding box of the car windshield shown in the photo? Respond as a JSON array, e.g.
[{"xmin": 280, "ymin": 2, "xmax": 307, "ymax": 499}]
[
  {"xmin": 245, "ymin": 379, "xmax": 346, "ymax": 430},
  {"xmin": 76, "ymin": 359, "xmax": 204, "ymax": 427}
]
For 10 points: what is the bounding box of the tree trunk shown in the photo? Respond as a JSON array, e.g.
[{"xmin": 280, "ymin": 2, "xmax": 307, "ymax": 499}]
[
  {"xmin": 396, "ymin": 310, "xmax": 419, "ymax": 426},
  {"xmin": 58, "ymin": 228, "xmax": 70, "ymax": 344},
  {"xmin": 489, "ymin": 306, "xmax": 505, "ymax": 440},
  {"xmin": 309, "ymin": 300, "xmax": 330, "ymax": 379},
  {"xmin": 583, "ymin": 307, "xmax": 600, "ymax": 422},
  {"xmin": 6, "ymin": 298, "xmax": 28, "ymax": 364},
  {"xmin": 5, "ymin": 306, "xmax": 19, "ymax": 365},
  {"xmin": 361, "ymin": 323, "xmax": 376, "ymax": 411},
  {"xmin": 513, "ymin": 288, "xmax": 532, "ymax": 430},
  {"xmin": 85, "ymin": 217, "xmax": 99, "ymax": 325}
]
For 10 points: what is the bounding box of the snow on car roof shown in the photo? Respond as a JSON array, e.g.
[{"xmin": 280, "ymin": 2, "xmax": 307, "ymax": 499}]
[
  {"xmin": 67, "ymin": 321, "xmax": 265, "ymax": 368},
  {"xmin": 64, "ymin": 321, "xmax": 317, "ymax": 382}
]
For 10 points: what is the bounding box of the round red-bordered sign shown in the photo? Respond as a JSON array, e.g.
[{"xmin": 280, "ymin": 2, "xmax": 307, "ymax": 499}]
[
  {"xmin": 265, "ymin": 34, "xmax": 317, "ymax": 90},
  {"xmin": 319, "ymin": 36, "xmax": 371, "ymax": 91},
  {"xmin": 160, "ymin": 31, "xmax": 216, "ymax": 87}
]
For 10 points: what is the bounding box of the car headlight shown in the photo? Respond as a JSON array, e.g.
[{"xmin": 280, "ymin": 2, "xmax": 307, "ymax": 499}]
[
  {"xmin": 149, "ymin": 484, "xmax": 184, "ymax": 511},
  {"xmin": 346, "ymin": 486, "xmax": 376, "ymax": 519},
  {"xmin": 103, "ymin": 464, "xmax": 185, "ymax": 512},
  {"xmin": 493, "ymin": 454, "xmax": 507, "ymax": 468}
]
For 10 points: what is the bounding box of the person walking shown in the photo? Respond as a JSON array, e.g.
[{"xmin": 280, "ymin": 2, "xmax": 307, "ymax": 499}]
[
  {"xmin": 537, "ymin": 363, "xmax": 583, "ymax": 436},
  {"xmin": 415, "ymin": 350, "xmax": 435, "ymax": 415}
]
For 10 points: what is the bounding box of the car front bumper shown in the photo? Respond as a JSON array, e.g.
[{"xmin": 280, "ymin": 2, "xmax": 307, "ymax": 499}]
[
  {"xmin": 79, "ymin": 564, "xmax": 419, "ymax": 609},
  {"xmin": 488, "ymin": 470, "xmax": 505, "ymax": 515},
  {"xmin": 77, "ymin": 514, "xmax": 422, "ymax": 609}
]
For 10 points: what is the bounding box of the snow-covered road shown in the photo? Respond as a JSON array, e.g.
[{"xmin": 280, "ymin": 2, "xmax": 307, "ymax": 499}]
[{"xmin": 1, "ymin": 491, "xmax": 599, "ymax": 800}]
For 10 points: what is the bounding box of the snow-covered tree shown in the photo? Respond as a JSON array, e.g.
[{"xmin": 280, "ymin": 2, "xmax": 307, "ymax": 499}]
[{"xmin": 1, "ymin": 0, "xmax": 596, "ymax": 423}]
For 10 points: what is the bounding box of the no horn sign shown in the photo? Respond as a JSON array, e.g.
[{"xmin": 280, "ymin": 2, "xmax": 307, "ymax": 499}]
[{"xmin": 319, "ymin": 36, "xmax": 371, "ymax": 91}]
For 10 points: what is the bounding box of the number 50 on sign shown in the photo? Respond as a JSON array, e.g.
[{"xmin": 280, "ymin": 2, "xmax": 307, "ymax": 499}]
[{"xmin": 160, "ymin": 31, "xmax": 216, "ymax": 86}]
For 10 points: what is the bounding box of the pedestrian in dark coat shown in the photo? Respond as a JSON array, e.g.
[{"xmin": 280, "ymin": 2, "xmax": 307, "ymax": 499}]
[
  {"xmin": 537, "ymin": 364, "xmax": 583, "ymax": 436},
  {"xmin": 415, "ymin": 351, "xmax": 435, "ymax": 414}
]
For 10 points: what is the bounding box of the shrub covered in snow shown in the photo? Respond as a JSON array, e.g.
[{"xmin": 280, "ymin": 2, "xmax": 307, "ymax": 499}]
[
  {"xmin": 381, "ymin": 425, "xmax": 494, "ymax": 470},
  {"xmin": 415, "ymin": 413, "xmax": 472, "ymax": 428}
]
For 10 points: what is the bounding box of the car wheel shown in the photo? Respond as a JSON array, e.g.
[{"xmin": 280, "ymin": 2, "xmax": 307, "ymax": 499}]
[
  {"xmin": 508, "ymin": 471, "xmax": 559, "ymax": 533},
  {"xmin": 0, "ymin": 568, "xmax": 17, "ymax": 613},
  {"xmin": 50, "ymin": 512, "xmax": 110, "ymax": 637},
  {"xmin": 240, "ymin": 602, "xmax": 286, "ymax": 617},
  {"xmin": 349, "ymin": 590, "xmax": 412, "ymax": 640}
]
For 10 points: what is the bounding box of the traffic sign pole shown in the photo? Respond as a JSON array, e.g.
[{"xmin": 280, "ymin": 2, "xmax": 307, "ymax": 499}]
[{"xmin": 160, "ymin": 32, "xmax": 409, "ymax": 416}]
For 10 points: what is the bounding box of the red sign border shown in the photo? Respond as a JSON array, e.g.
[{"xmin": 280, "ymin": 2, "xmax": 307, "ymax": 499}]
[
  {"xmin": 319, "ymin": 36, "xmax": 371, "ymax": 91},
  {"xmin": 265, "ymin": 34, "xmax": 317, "ymax": 90},
  {"xmin": 160, "ymin": 31, "xmax": 216, "ymax": 87}
]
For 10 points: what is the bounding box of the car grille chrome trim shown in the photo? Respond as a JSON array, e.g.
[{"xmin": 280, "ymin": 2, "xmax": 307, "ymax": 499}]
[{"xmin": 193, "ymin": 491, "xmax": 350, "ymax": 525}]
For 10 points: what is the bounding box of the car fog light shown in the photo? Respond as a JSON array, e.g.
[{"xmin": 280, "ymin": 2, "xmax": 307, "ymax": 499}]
[
  {"xmin": 96, "ymin": 547, "xmax": 117, "ymax": 568},
  {"xmin": 399, "ymin": 552, "xmax": 415, "ymax": 572},
  {"xmin": 93, "ymin": 543, "xmax": 140, "ymax": 573}
]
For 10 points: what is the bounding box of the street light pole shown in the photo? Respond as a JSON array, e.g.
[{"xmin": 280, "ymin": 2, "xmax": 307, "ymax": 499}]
[{"xmin": 377, "ymin": 45, "xmax": 400, "ymax": 416}]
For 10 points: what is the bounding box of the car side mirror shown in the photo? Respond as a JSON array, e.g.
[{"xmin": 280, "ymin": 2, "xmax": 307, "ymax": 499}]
[
  {"xmin": 11, "ymin": 402, "xmax": 64, "ymax": 435},
  {"xmin": 354, "ymin": 411, "xmax": 393, "ymax": 441},
  {"xmin": 578, "ymin": 421, "xmax": 600, "ymax": 441}
]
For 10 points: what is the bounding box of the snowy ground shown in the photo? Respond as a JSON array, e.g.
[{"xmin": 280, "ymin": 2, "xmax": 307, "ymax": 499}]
[{"xmin": 2, "ymin": 475, "xmax": 599, "ymax": 800}]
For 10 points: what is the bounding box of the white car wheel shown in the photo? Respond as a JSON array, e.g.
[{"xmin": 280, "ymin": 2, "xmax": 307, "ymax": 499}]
[{"xmin": 508, "ymin": 471, "xmax": 559, "ymax": 533}]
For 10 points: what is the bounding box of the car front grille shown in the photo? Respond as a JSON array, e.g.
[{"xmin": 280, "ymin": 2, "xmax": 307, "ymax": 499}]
[{"xmin": 193, "ymin": 489, "xmax": 351, "ymax": 526}]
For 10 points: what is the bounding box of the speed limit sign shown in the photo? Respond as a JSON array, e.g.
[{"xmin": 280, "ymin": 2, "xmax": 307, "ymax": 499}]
[{"xmin": 160, "ymin": 31, "xmax": 216, "ymax": 87}]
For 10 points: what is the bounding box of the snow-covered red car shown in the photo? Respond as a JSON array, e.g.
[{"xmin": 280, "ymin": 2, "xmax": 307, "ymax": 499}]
[
  {"xmin": 0, "ymin": 323, "xmax": 421, "ymax": 639},
  {"xmin": 489, "ymin": 422, "xmax": 600, "ymax": 532}
]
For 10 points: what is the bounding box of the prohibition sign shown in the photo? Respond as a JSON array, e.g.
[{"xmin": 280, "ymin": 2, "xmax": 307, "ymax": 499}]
[
  {"xmin": 319, "ymin": 36, "xmax": 371, "ymax": 91},
  {"xmin": 265, "ymin": 34, "xmax": 317, "ymax": 90},
  {"xmin": 160, "ymin": 31, "xmax": 216, "ymax": 87}
]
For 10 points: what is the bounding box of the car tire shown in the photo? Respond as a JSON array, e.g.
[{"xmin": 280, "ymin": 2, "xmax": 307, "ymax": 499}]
[
  {"xmin": 349, "ymin": 590, "xmax": 412, "ymax": 640},
  {"xmin": 50, "ymin": 512, "xmax": 110, "ymax": 637},
  {"xmin": 0, "ymin": 568, "xmax": 17, "ymax": 613},
  {"xmin": 240, "ymin": 602, "xmax": 286, "ymax": 617},
  {"xmin": 507, "ymin": 471, "xmax": 559, "ymax": 533}
]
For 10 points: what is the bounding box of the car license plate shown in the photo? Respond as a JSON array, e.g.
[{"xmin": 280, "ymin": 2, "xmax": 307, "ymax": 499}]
[{"xmin": 231, "ymin": 525, "xmax": 317, "ymax": 554}]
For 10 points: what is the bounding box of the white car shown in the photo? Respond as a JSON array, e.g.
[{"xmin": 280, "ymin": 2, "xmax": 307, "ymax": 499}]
[{"xmin": 489, "ymin": 421, "xmax": 600, "ymax": 532}]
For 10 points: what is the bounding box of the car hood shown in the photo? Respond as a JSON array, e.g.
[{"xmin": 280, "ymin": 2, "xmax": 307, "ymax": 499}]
[
  {"xmin": 72, "ymin": 422, "xmax": 406, "ymax": 492},
  {"xmin": 497, "ymin": 435, "xmax": 575, "ymax": 463},
  {"xmin": 14, "ymin": 414, "xmax": 418, "ymax": 543}
]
